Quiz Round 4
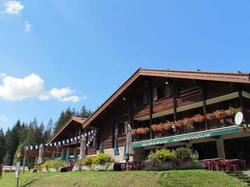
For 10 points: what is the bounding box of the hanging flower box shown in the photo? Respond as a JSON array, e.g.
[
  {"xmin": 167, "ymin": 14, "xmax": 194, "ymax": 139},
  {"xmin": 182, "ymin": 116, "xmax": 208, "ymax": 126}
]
[
  {"xmin": 192, "ymin": 114, "xmax": 205, "ymax": 123},
  {"xmin": 151, "ymin": 124, "xmax": 164, "ymax": 132},
  {"xmin": 132, "ymin": 127, "xmax": 150, "ymax": 135},
  {"xmin": 163, "ymin": 122, "xmax": 173, "ymax": 130},
  {"xmin": 175, "ymin": 120, "xmax": 183, "ymax": 128},
  {"xmin": 224, "ymin": 109, "xmax": 234, "ymax": 117},
  {"xmin": 213, "ymin": 110, "xmax": 224, "ymax": 120},
  {"xmin": 182, "ymin": 118, "xmax": 193, "ymax": 127},
  {"xmin": 204, "ymin": 113, "xmax": 213, "ymax": 121}
]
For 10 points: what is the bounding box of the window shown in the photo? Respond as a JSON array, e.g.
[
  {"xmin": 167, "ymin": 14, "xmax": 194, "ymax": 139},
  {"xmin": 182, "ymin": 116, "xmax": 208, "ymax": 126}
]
[
  {"xmin": 157, "ymin": 86, "xmax": 166, "ymax": 100},
  {"xmin": 143, "ymin": 92, "xmax": 149, "ymax": 105},
  {"xmin": 135, "ymin": 94, "xmax": 143, "ymax": 107},
  {"xmin": 165, "ymin": 84, "xmax": 171, "ymax": 98},
  {"xmin": 154, "ymin": 84, "xmax": 171, "ymax": 101},
  {"xmin": 118, "ymin": 122, "xmax": 125, "ymax": 136}
]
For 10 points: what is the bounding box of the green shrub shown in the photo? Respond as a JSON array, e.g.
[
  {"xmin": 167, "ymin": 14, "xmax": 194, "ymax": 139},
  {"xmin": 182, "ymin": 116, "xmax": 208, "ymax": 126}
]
[
  {"xmin": 50, "ymin": 160, "xmax": 67, "ymax": 170},
  {"xmin": 40, "ymin": 160, "xmax": 50, "ymax": 170},
  {"xmin": 148, "ymin": 149, "xmax": 176, "ymax": 164},
  {"xmin": 174, "ymin": 147, "xmax": 193, "ymax": 161},
  {"xmin": 83, "ymin": 156, "xmax": 95, "ymax": 166},
  {"xmin": 190, "ymin": 151, "xmax": 199, "ymax": 161},
  {"xmin": 92, "ymin": 153, "xmax": 114, "ymax": 165},
  {"xmin": 40, "ymin": 159, "xmax": 67, "ymax": 171}
]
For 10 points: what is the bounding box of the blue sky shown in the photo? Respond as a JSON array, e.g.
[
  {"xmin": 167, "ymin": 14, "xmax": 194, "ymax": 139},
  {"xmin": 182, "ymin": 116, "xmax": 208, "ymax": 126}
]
[{"xmin": 0, "ymin": 0, "xmax": 250, "ymax": 131}]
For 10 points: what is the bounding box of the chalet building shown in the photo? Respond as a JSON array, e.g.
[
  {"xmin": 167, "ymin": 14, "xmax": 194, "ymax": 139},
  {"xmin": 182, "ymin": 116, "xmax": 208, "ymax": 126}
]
[
  {"xmin": 49, "ymin": 68, "xmax": 250, "ymax": 167},
  {"xmin": 46, "ymin": 117, "xmax": 86, "ymax": 155}
]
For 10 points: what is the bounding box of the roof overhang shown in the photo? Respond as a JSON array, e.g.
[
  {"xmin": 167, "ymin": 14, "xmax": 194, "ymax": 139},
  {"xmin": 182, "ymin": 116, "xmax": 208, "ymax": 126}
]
[
  {"xmin": 82, "ymin": 68, "xmax": 250, "ymax": 129},
  {"xmin": 47, "ymin": 116, "xmax": 86, "ymax": 144}
]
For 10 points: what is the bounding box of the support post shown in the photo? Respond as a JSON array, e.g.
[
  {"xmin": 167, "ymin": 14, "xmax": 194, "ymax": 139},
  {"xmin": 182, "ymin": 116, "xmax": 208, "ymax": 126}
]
[
  {"xmin": 148, "ymin": 78, "xmax": 154, "ymax": 139},
  {"xmin": 216, "ymin": 138, "xmax": 226, "ymax": 159},
  {"xmin": 128, "ymin": 97, "xmax": 134, "ymax": 128},
  {"xmin": 79, "ymin": 131, "xmax": 86, "ymax": 159},
  {"xmin": 239, "ymin": 87, "xmax": 245, "ymax": 114},
  {"xmin": 200, "ymin": 83, "xmax": 208, "ymax": 129},
  {"xmin": 172, "ymin": 81, "xmax": 178, "ymax": 134},
  {"xmin": 56, "ymin": 145, "xmax": 59, "ymax": 158}
]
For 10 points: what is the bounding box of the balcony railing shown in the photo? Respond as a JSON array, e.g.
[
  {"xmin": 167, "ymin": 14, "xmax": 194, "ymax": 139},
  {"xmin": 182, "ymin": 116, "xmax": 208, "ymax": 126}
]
[
  {"xmin": 132, "ymin": 108, "xmax": 240, "ymax": 142},
  {"xmin": 133, "ymin": 117, "xmax": 235, "ymax": 142}
]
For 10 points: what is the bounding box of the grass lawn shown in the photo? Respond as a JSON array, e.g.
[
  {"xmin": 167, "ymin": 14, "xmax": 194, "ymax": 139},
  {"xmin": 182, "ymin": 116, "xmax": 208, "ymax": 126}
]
[{"xmin": 0, "ymin": 170, "xmax": 246, "ymax": 187}]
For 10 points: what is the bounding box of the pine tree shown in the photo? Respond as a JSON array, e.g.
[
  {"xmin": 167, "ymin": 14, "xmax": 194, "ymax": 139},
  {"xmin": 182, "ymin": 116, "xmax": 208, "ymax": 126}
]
[
  {"xmin": 0, "ymin": 129, "xmax": 4, "ymax": 164},
  {"xmin": 54, "ymin": 108, "xmax": 74, "ymax": 134},
  {"xmin": 3, "ymin": 120, "xmax": 21, "ymax": 165},
  {"xmin": 79, "ymin": 105, "xmax": 92, "ymax": 118}
]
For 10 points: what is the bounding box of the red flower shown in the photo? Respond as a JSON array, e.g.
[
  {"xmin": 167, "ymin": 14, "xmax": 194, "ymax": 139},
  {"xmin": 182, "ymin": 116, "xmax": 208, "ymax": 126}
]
[
  {"xmin": 192, "ymin": 114, "xmax": 205, "ymax": 123},
  {"xmin": 205, "ymin": 113, "xmax": 213, "ymax": 121}
]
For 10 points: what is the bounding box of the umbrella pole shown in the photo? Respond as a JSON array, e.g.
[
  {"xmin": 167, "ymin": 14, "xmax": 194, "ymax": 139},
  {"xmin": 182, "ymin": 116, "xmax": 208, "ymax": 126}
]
[
  {"xmin": 22, "ymin": 149, "xmax": 27, "ymax": 173},
  {"xmin": 126, "ymin": 154, "xmax": 129, "ymax": 171}
]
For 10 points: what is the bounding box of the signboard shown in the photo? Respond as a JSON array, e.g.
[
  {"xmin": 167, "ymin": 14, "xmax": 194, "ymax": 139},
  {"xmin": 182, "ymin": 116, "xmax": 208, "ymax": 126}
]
[{"xmin": 132, "ymin": 125, "xmax": 242, "ymax": 148}]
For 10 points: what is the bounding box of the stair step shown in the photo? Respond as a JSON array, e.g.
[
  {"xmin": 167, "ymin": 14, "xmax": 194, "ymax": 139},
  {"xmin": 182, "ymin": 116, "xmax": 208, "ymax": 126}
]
[{"xmin": 238, "ymin": 176, "xmax": 249, "ymax": 179}]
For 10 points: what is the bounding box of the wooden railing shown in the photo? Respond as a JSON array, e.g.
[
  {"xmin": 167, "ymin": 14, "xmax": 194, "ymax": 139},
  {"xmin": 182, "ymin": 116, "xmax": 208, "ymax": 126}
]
[
  {"xmin": 133, "ymin": 116, "xmax": 235, "ymax": 142},
  {"xmin": 134, "ymin": 87, "xmax": 202, "ymax": 119}
]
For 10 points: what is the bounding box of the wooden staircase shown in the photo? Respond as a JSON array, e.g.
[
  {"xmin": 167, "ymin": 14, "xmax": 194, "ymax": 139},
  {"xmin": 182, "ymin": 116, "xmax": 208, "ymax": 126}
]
[{"xmin": 225, "ymin": 171, "xmax": 250, "ymax": 186}]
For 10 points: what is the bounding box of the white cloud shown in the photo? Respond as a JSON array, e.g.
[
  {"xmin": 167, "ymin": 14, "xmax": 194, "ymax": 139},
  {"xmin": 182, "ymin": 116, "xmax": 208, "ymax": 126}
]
[
  {"xmin": 0, "ymin": 74, "xmax": 81, "ymax": 103},
  {"xmin": 3, "ymin": 0, "xmax": 24, "ymax": 15},
  {"xmin": 24, "ymin": 21, "xmax": 32, "ymax": 32},
  {"xmin": 50, "ymin": 88, "xmax": 79, "ymax": 103},
  {"xmin": 0, "ymin": 114, "xmax": 8, "ymax": 123}
]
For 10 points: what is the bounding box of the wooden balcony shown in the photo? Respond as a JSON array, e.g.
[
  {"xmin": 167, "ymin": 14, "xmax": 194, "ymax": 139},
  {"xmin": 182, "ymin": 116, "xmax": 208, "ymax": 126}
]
[{"xmin": 133, "ymin": 116, "xmax": 235, "ymax": 142}]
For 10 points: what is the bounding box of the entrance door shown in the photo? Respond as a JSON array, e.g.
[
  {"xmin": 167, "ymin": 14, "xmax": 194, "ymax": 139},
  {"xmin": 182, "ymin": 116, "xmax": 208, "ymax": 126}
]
[
  {"xmin": 224, "ymin": 136, "xmax": 250, "ymax": 168},
  {"xmin": 192, "ymin": 141, "xmax": 218, "ymax": 160}
]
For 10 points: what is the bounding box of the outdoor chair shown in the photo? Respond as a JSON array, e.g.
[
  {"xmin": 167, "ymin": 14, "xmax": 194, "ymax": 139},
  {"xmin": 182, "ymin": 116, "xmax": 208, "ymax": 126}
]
[
  {"xmin": 205, "ymin": 160, "xmax": 220, "ymax": 171},
  {"xmin": 238, "ymin": 160, "xmax": 246, "ymax": 171}
]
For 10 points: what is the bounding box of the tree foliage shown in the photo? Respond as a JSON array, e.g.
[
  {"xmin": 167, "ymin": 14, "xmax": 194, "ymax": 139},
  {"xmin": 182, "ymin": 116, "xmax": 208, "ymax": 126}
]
[
  {"xmin": 53, "ymin": 106, "xmax": 92, "ymax": 134},
  {"xmin": 0, "ymin": 129, "xmax": 4, "ymax": 164},
  {"xmin": 2, "ymin": 105, "xmax": 92, "ymax": 166}
]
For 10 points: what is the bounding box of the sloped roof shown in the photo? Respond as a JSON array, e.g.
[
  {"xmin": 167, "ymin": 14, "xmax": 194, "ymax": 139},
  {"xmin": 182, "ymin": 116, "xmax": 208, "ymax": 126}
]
[
  {"xmin": 82, "ymin": 68, "xmax": 250, "ymax": 129},
  {"xmin": 47, "ymin": 116, "xmax": 86, "ymax": 144}
]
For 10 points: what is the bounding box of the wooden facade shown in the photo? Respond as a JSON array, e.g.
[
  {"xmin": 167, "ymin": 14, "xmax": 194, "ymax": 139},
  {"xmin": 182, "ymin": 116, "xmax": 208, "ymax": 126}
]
[
  {"xmin": 47, "ymin": 68, "xmax": 250, "ymax": 165},
  {"xmin": 82, "ymin": 69, "xmax": 250, "ymax": 156}
]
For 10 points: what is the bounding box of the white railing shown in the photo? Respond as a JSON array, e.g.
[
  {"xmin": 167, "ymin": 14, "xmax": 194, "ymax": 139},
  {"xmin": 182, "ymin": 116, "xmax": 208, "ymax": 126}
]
[{"xmin": 3, "ymin": 166, "xmax": 29, "ymax": 172}]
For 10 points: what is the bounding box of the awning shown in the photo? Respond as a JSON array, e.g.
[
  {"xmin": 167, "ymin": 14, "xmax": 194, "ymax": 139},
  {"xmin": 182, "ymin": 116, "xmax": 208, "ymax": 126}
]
[{"xmin": 132, "ymin": 125, "xmax": 242, "ymax": 148}]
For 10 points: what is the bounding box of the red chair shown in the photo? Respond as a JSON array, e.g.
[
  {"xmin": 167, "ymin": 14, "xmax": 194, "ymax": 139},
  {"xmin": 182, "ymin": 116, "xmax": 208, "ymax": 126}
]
[
  {"xmin": 228, "ymin": 160, "xmax": 238, "ymax": 171},
  {"xmin": 223, "ymin": 160, "xmax": 237, "ymax": 171},
  {"xmin": 205, "ymin": 160, "xmax": 218, "ymax": 171},
  {"xmin": 238, "ymin": 160, "xmax": 246, "ymax": 171}
]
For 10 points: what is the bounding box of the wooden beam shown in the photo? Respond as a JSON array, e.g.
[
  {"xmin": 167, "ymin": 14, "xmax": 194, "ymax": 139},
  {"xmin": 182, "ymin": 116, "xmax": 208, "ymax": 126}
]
[
  {"xmin": 200, "ymin": 82, "xmax": 208, "ymax": 129},
  {"xmin": 148, "ymin": 78, "xmax": 154, "ymax": 139},
  {"xmin": 128, "ymin": 97, "xmax": 134, "ymax": 127},
  {"xmin": 113, "ymin": 114, "xmax": 118, "ymax": 148},
  {"xmin": 239, "ymin": 88, "xmax": 244, "ymax": 114},
  {"xmin": 172, "ymin": 81, "xmax": 177, "ymax": 122}
]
